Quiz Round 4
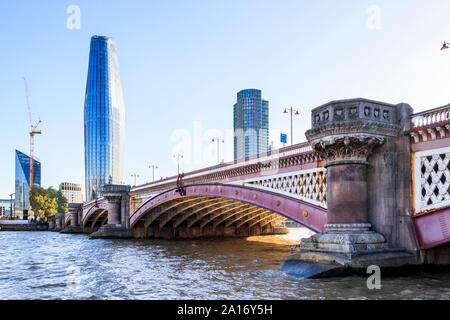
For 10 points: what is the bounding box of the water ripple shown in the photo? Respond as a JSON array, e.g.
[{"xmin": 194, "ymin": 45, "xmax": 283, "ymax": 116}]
[{"xmin": 0, "ymin": 232, "xmax": 449, "ymax": 299}]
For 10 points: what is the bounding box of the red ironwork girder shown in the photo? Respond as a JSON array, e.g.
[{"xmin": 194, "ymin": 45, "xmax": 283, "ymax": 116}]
[
  {"xmin": 413, "ymin": 205, "xmax": 450, "ymax": 249},
  {"xmin": 130, "ymin": 183, "xmax": 327, "ymax": 232}
]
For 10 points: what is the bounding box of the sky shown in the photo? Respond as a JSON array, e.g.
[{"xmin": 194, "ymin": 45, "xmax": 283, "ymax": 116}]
[{"xmin": 1, "ymin": 0, "xmax": 450, "ymax": 198}]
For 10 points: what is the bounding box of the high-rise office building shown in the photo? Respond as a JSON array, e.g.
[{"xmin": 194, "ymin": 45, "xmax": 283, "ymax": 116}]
[
  {"xmin": 59, "ymin": 182, "xmax": 83, "ymax": 204},
  {"xmin": 14, "ymin": 150, "xmax": 41, "ymax": 218},
  {"xmin": 233, "ymin": 89, "xmax": 269, "ymax": 161},
  {"xmin": 84, "ymin": 35, "xmax": 126, "ymax": 201}
]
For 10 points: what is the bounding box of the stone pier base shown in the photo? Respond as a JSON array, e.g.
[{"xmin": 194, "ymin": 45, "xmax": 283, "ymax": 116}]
[
  {"xmin": 282, "ymin": 250, "xmax": 417, "ymax": 278},
  {"xmin": 60, "ymin": 225, "xmax": 84, "ymax": 234},
  {"xmin": 90, "ymin": 224, "xmax": 133, "ymax": 239},
  {"xmin": 281, "ymin": 223, "xmax": 418, "ymax": 278}
]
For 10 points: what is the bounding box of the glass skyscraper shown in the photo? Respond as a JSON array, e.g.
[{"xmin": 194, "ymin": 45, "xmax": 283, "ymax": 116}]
[
  {"xmin": 84, "ymin": 35, "xmax": 125, "ymax": 201},
  {"xmin": 233, "ymin": 89, "xmax": 269, "ymax": 161},
  {"xmin": 15, "ymin": 149, "xmax": 41, "ymax": 218}
]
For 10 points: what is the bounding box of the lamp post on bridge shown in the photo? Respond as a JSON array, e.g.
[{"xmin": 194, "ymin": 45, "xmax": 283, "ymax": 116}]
[
  {"xmin": 173, "ymin": 154, "xmax": 183, "ymax": 175},
  {"xmin": 149, "ymin": 164, "xmax": 158, "ymax": 182},
  {"xmin": 211, "ymin": 137, "xmax": 224, "ymax": 164},
  {"xmin": 131, "ymin": 174, "xmax": 139, "ymax": 186},
  {"xmin": 283, "ymin": 107, "xmax": 300, "ymax": 145}
]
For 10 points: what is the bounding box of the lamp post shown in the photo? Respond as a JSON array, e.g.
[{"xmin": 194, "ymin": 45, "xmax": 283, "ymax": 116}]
[
  {"xmin": 441, "ymin": 41, "xmax": 450, "ymax": 50},
  {"xmin": 283, "ymin": 107, "xmax": 300, "ymax": 145},
  {"xmin": 131, "ymin": 174, "xmax": 139, "ymax": 186},
  {"xmin": 211, "ymin": 137, "xmax": 224, "ymax": 164},
  {"xmin": 173, "ymin": 154, "xmax": 183, "ymax": 175},
  {"xmin": 149, "ymin": 164, "xmax": 158, "ymax": 182}
]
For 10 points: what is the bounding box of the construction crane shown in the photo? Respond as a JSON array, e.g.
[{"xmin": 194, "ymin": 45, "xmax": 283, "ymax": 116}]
[{"xmin": 23, "ymin": 78, "xmax": 42, "ymax": 197}]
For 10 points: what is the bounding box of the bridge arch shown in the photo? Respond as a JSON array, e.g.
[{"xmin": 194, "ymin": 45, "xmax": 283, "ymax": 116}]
[
  {"xmin": 82, "ymin": 203, "xmax": 109, "ymax": 233},
  {"xmin": 130, "ymin": 184, "xmax": 327, "ymax": 239},
  {"xmin": 64, "ymin": 214, "xmax": 71, "ymax": 228}
]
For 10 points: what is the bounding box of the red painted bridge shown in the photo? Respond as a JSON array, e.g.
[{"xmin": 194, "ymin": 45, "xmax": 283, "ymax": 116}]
[
  {"xmin": 79, "ymin": 142, "xmax": 327, "ymax": 238},
  {"xmin": 62, "ymin": 100, "xmax": 450, "ymax": 264}
]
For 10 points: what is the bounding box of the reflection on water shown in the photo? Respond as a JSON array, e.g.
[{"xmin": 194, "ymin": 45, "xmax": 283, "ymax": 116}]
[{"xmin": 0, "ymin": 232, "xmax": 449, "ymax": 300}]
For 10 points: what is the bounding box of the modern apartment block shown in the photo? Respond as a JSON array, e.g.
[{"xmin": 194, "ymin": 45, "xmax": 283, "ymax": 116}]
[
  {"xmin": 59, "ymin": 182, "xmax": 83, "ymax": 204},
  {"xmin": 233, "ymin": 89, "xmax": 269, "ymax": 161}
]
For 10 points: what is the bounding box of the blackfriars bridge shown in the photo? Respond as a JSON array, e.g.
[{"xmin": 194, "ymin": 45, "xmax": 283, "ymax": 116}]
[{"xmin": 59, "ymin": 98, "xmax": 450, "ymax": 276}]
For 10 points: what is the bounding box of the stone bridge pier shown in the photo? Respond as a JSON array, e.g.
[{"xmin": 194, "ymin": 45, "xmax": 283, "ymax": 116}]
[
  {"xmin": 90, "ymin": 184, "xmax": 132, "ymax": 239},
  {"xmin": 283, "ymin": 98, "xmax": 417, "ymax": 278},
  {"xmin": 60, "ymin": 203, "xmax": 83, "ymax": 234}
]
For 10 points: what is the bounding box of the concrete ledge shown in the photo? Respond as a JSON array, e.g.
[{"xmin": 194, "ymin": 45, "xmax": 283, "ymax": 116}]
[
  {"xmin": 90, "ymin": 224, "xmax": 133, "ymax": 239},
  {"xmin": 0, "ymin": 224, "xmax": 48, "ymax": 231},
  {"xmin": 281, "ymin": 251, "xmax": 419, "ymax": 278},
  {"xmin": 60, "ymin": 225, "xmax": 84, "ymax": 234}
]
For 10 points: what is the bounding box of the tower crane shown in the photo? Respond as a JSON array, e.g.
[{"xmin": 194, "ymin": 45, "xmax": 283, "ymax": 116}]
[{"xmin": 23, "ymin": 78, "xmax": 42, "ymax": 203}]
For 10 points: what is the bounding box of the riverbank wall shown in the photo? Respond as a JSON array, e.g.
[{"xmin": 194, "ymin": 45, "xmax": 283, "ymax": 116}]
[{"xmin": 0, "ymin": 221, "xmax": 48, "ymax": 231}]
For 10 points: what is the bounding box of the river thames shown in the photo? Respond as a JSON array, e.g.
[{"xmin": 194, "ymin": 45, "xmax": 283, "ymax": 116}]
[{"xmin": 1, "ymin": 231, "xmax": 450, "ymax": 300}]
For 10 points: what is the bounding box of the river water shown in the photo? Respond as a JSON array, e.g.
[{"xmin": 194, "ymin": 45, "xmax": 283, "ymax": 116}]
[{"xmin": 0, "ymin": 231, "xmax": 450, "ymax": 300}]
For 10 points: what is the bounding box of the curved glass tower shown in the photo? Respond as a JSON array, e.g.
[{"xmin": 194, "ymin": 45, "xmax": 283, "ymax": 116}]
[{"xmin": 84, "ymin": 35, "xmax": 125, "ymax": 201}]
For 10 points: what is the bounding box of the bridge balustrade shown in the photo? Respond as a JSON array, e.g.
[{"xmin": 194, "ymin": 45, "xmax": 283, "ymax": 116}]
[
  {"xmin": 413, "ymin": 147, "xmax": 450, "ymax": 214},
  {"xmin": 234, "ymin": 168, "xmax": 327, "ymax": 208},
  {"xmin": 411, "ymin": 105, "xmax": 450, "ymax": 130}
]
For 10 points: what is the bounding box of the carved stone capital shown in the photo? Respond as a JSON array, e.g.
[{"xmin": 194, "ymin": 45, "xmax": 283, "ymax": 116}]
[
  {"xmin": 104, "ymin": 195, "xmax": 122, "ymax": 204},
  {"xmin": 310, "ymin": 134, "xmax": 385, "ymax": 166}
]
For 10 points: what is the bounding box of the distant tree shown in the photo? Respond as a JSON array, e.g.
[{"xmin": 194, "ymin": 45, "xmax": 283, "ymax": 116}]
[
  {"xmin": 29, "ymin": 186, "xmax": 58, "ymax": 220},
  {"xmin": 29, "ymin": 186, "xmax": 46, "ymax": 211},
  {"xmin": 29, "ymin": 186, "xmax": 68, "ymax": 221},
  {"xmin": 47, "ymin": 187, "xmax": 68, "ymax": 214}
]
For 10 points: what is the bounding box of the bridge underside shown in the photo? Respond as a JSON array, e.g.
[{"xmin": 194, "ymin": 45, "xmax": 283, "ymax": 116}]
[
  {"xmin": 130, "ymin": 184, "xmax": 327, "ymax": 239},
  {"xmin": 82, "ymin": 209, "xmax": 108, "ymax": 234},
  {"xmin": 131, "ymin": 195, "xmax": 287, "ymax": 239}
]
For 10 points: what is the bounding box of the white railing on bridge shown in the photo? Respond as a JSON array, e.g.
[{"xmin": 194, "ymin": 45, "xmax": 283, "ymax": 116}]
[
  {"xmin": 230, "ymin": 168, "xmax": 327, "ymax": 209},
  {"xmin": 411, "ymin": 105, "xmax": 450, "ymax": 130},
  {"xmin": 413, "ymin": 146, "xmax": 450, "ymax": 214}
]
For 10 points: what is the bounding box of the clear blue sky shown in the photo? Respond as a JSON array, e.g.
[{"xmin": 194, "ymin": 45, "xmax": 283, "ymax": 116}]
[{"xmin": 1, "ymin": 0, "xmax": 450, "ymax": 198}]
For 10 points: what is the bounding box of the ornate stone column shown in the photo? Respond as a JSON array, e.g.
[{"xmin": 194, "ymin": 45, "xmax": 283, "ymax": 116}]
[
  {"xmin": 89, "ymin": 184, "xmax": 132, "ymax": 239},
  {"xmin": 60, "ymin": 203, "xmax": 83, "ymax": 234},
  {"xmin": 70, "ymin": 211, "xmax": 78, "ymax": 226},
  {"xmin": 314, "ymin": 135, "xmax": 384, "ymax": 224},
  {"xmin": 286, "ymin": 99, "xmax": 415, "ymax": 271},
  {"xmin": 105, "ymin": 195, "xmax": 121, "ymax": 225},
  {"xmin": 55, "ymin": 217, "xmax": 62, "ymax": 229}
]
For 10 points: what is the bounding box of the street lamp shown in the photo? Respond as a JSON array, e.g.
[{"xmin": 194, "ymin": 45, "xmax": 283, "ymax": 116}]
[
  {"xmin": 173, "ymin": 154, "xmax": 183, "ymax": 175},
  {"xmin": 283, "ymin": 107, "xmax": 300, "ymax": 145},
  {"xmin": 149, "ymin": 164, "xmax": 158, "ymax": 182},
  {"xmin": 441, "ymin": 41, "xmax": 450, "ymax": 50},
  {"xmin": 211, "ymin": 137, "xmax": 224, "ymax": 164},
  {"xmin": 131, "ymin": 174, "xmax": 139, "ymax": 186}
]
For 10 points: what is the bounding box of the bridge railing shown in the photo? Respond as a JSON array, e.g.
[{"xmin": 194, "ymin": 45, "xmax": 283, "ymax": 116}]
[
  {"xmin": 412, "ymin": 146, "xmax": 450, "ymax": 215},
  {"xmin": 130, "ymin": 141, "xmax": 315, "ymax": 195},
  {"xmin": 411, "ymin": 104, "xmax": 450, "ymax": 130},
  {"xmin": 410, "ymin": 104, "xmax": 450, "ymax": 216}
]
